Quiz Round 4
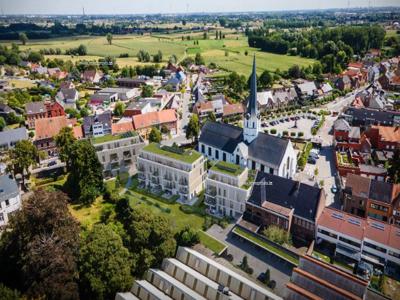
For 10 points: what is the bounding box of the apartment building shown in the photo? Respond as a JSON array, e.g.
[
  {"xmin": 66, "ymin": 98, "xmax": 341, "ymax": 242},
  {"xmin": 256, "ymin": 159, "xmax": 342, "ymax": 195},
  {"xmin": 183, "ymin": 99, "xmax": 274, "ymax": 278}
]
[
  {"xmin": 92, "ymin": 131, "xmax": 145, "ymax": 178},
  {"xmin": 205, "ymin": 161, "xmax": 253, "ymax": 219},
  {"xmin": 316, "ymin": 207, "xmax": 400, "ymax": 271},
  {"xmin": 116, "ymin": 247, "xmax": 281, "ymax": 300},
  {"xmin": 137, "ymin": 143, "xmax": 206, "ymax": 202}
]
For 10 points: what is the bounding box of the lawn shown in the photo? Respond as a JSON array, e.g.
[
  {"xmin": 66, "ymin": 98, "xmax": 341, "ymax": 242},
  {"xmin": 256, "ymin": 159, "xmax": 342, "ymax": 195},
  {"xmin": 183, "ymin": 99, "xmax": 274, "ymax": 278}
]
[
  {"xmin": 125, "ymin": 189, "xmax": 204, "ymax": 232},
  {"xmin": 383, "ymin": 276, "xmax": 400, "ymax": 300},
  {"xmin": 312, "ymin": 250, "xmax": 330, "ymax": 263},
  {"xmin": 7, "ymin": 79, "xmax": 36, "ymax": 89},
  {"xmin": 3, "ymin": 33, "xmax": 315, "ymax": 76},
  {"xmin": 232, "ymin": 226, "xmax": 299, "ymax": 265},
  {"xmin": 69, "ymin": 196, "xmax": 113, "ymax": 229},
  {"xmin": 198, "ymin": 231, "xmax": 227, "ymax": 255}
]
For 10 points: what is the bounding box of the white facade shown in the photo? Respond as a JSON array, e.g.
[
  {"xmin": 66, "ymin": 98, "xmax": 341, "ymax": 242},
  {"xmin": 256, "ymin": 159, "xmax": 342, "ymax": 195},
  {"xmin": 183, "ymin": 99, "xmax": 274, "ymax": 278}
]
[
  {"xmin": 0, "ymin": 175, "xmax": 21, "ymax": 228},
  {"xmin": 205, "ymin": 164, "xmax": 252, "ymax": 219}
]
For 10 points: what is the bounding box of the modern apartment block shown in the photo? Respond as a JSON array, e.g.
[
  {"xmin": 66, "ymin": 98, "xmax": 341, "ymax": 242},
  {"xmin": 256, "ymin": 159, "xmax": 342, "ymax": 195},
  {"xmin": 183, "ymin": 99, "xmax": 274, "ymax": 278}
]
[
  {"xmin": 116, "ymin": 247, "xmax": 282, "ymax": 300},
  {"xmin": 92, "ymin": 131, "xmax": 145, "ymax": 178},
  {"xmin": 316, "ymin": 207, "xmax": 400, "ymax": 271},
  {"xmin": 137, "ymin": 143, "xmax": 206, "ymax": 202},
  {"xmin": 205, "ymin": 161, "xmax": 253, "ymax": 219}
]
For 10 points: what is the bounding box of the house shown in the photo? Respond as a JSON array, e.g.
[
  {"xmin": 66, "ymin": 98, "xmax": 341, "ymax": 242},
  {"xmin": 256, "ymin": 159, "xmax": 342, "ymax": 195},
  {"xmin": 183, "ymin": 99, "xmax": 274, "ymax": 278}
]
[
  {"xmin": 0, "ymin": 103, "xmax": 16, "ymax": 119},
  {"xmin": 286, "ymin": 255, "xmax": 371, "ymax": 300},
  {"xmin": 111, "ymin": 121, "xmax": 134, "ymax": 135},
  {"xmin": 222, "ymin": 103, "xmax": 245, "ymax": 119},
  {"xmin": 193, "ymin": 99, "xmax": 224, "ymax": 121},
  {"xmin": 56, "ymin": 88, "xmax": 79, "ymax": 109},
  {"xmin": 48, "ymin": 68, "xmax": 68, "ymax": 80},
  {"xmin": 92, "ymin": 131, "xmax": 145, "ymax": 178},
  {"xmin": 243, "ymin": 171, "xmax": 326, "ymax": 243},
  {"xmin": 0, "ymin": 80, "xmax": 9, "ymax": 91},
  {"xmin": 333, "ymin": 118, "xmax": 361, "ymax": 148},
  {"xmin": 60, "ymin": 81, "xmax": 75, "ymax": 89},
  {"xmin": 0, "ymin": 127, "xmax": 28, "ymax": 152},
  {"xmin": 83, "ymin": 111, "xmax": 112, "ymax": 138},
  {"xmin": 132, "ymin": 109, "xmax": 178, "ymax": 138},
  {"xmin": 365, "ymin": 126, "xmax": 400, "ymax": 151},
  {"xmin": 116, "ymin": 247, "xmax": 281, "ymax": 300},
  {"xmin": 272, "ymin": 88, "xmax": 297, "ymax": 107},
  {"xmin": 295, "ymin": 81, "xmax": 318, "ymax": 100},
  {"xmin": 378, "ymin": 72, "xmax": 400, "ymax": 91},
  {"xmin": 123, "ymin": 100, "xmax": 154, "ymax": 117},
  {"xmin": 25, "ymin": 101, "xmax": 65, "ymax": 129},
  {"xmin": 343, "ymin": 174, "xmax": 400, "ymax": 225},
  {"xmin": 199, "ymin": 58, "xmax": 297, "ymax": 179},
  {"xmin": 82, "ymin": 69, "xmax": 102, "ymax": 83},
  {"xmin": 89, "ymin": 92, "xmax": 118, "ymax": 107},
  {"xmin": 117, "ymin": 77, "xmax": 148, "ymax": 88},
  {"xmin": 137, "ymin": 143, "xmax": 206, "ymax": 202},
  {"xmin": 99, "ymin": 87, "xmax": 140, "ymax": 101},
  {"xmin": 316, "ymin": 207, "xmax": 400, "ymax": 270},
  {"xmin": 0, "ymin": 174, "xmax": 21, "ymax": 228},
  {"xmin": 256, "ymin": 91, "xmax": 274, "ymax": 109},
  {"xmin": 34, "ymin": 116, "xmax": 78, "ymax": 156},
  {"xmin": 335, "ymin": 75, "xmax": 352, "ymax": 91},
  {"xmin": 368, "ymin": 66, "xmax": 380, "ymax": 83},
  {"xmin": 319, "ymin": 82, "xmax": 333, "ymax": 97},
  {"xmin": 205, "ymin": 161, "xmax": 253, "ymax": 219},
  {"xmin": 343, "ymin": 107, "xmax": 400, "ymax": 127}
]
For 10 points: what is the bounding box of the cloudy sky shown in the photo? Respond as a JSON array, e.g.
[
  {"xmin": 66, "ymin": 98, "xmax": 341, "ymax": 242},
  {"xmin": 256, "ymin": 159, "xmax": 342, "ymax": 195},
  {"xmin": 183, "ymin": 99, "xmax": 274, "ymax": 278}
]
[{"xmin": 2, "ymin": 0, "xmax": 399, "ymax": 14}]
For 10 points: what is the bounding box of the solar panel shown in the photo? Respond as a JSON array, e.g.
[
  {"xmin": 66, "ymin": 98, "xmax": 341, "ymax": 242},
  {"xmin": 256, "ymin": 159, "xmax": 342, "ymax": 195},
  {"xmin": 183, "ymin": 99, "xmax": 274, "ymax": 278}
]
[
  {"xmin": 371, "ymin": 222, "xmax": 385, "ymax": 231},
  {"xmin": 348, "ymin": 218, "xmax": 361, "ymax": 226},
  {"xmin": 332, "ymin": 212, "xmax": 344, "ymax": 220}
]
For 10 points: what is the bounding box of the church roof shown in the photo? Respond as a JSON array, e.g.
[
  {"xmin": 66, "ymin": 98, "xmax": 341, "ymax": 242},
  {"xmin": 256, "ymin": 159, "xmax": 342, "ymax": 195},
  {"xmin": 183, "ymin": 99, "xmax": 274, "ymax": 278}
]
[
  {"xmin": 199, "ymin": 121, "xmax": 243, "ymax": 153},
  {"xmin": 248, "ymin": 132, "xmax": 289, "ymax": 168}
]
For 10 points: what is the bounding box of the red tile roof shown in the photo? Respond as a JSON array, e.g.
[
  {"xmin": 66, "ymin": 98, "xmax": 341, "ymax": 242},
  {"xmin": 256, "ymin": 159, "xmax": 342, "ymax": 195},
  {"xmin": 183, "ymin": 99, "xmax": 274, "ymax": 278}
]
[
  {"xmin": 223, "ymin": 103, "xmax": 245, "ymax": 116},
  {"xmin": 112, "ymin": 121, "xmax": 134, "ymax": 135},
  {"xmin": 372, "ymin": 125, "xmax": 400, "ymax": 143},
  {"xmin": 72, "ymin": 125, "xmax": 84, "ymax": 139},
  {"xmin": 34, "ymin": 116, "xmax": 77, "ymax": 140},
  {"xmin": 132, "ymin": 109, "xmax": 177, "ymax": 130}
]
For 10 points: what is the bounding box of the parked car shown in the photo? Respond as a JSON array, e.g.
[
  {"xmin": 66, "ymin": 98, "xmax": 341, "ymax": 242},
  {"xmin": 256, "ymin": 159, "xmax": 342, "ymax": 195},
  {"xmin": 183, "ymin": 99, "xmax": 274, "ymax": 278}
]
[
  {"xmin": 331, "ymin": 184, "xmax": 338, "ymax": 194},
  {"xmin": 308, "ymin": 157, "xmax": 317, "ymax": 164},
  {"xmin": 310, "ymin": 148, "xmax": 320, "ymax": 158},
  {"xmin": 309, "ymin": 152, "xmax": 319, "ymax": 160}
]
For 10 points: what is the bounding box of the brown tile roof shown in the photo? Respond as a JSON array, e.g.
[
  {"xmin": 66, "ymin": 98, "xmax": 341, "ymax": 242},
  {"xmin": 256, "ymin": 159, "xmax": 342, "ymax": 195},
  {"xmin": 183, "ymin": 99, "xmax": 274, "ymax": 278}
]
[
  {"xmin": 372, "ymin": 125, "xmax": 400, "ymax": 143},
  {"xmin": 223, "ymin": 103, "xmax": 244, "ymax": 116},
  {"xmin": 345, "ymin": 174, "xmax": 371, "ymax": 198},
  {"xmin": 112, "ymin": 122, "xmax": 134, "ymax": 135},
  {"xmin": 132, "ymin": 109, "xmax": 177, "ymax": 130},
  {"xmin": 72, "ymin": 125, "xmax": 84, "ymax": 139},
  {"xmin": 34, "ymin": 116, "xmax": 77, "ymax": 140},
  {"xmin": 348, "ymin": 62, "xmax": 364, "ymax": 69}
]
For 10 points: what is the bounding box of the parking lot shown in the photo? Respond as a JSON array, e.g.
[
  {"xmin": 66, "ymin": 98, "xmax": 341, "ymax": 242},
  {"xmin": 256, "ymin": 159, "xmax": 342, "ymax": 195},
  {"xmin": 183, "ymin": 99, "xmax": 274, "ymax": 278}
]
[{"xmin": 263, "ymin": 114, "xmax": 320, "ymax": 140}]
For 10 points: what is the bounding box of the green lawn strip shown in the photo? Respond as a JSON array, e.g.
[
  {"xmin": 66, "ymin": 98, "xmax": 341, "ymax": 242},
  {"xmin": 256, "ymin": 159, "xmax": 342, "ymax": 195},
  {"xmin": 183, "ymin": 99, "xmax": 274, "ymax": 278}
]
[
  {"xmin": 125, "ymin": 189, "xmax": 204, "ymax": 232},
  {"xmin": 333, "ymin": 260, "xmax": 353, "ymax": 272},
  {"xmin": 233, "ymin": 226, "xmax": 299, "ymax": 266},
  {"xmin": 198, "ymin": 231, "xmax": 227, "ymax": 255},
  {"xmin": 312, "ymin": 250, "xmax": 330, "ymax": 263}
]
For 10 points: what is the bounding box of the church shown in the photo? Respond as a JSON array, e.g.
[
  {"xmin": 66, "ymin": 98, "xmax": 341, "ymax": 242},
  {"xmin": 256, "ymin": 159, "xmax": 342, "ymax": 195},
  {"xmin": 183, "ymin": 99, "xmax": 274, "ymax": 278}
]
[{"xmin": 198, "ymin": 57, "xmax": 297, "ymax": 179}]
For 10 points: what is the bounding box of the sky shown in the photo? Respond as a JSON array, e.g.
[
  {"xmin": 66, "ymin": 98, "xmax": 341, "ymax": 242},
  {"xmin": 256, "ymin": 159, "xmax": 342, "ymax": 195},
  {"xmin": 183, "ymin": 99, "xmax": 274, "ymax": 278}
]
[{"xmin": 1, "ymin": 0, "xmax": 399, "ymax": 15}]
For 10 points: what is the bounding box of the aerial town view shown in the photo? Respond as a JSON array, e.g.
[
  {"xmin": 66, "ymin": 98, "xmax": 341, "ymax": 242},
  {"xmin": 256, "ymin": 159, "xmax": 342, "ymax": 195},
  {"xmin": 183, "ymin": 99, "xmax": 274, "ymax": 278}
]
[{"xmin": 0, "ymin": 0, "xmax": 400, "ymax": 299}]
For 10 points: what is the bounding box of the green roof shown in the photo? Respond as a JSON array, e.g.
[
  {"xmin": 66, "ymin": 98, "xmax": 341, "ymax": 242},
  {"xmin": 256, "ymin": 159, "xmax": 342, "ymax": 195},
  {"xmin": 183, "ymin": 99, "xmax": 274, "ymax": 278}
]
[
  {"xmin": 143, "ymin": 143, "xmax": 202, "ymax": 164},
  {"xmin": 211, "ymin": 161, "xmax": 244, "ymax": 177},
  {"xmin": 92, "ymin": 131, "xmax": 137, "ymax": 144}
]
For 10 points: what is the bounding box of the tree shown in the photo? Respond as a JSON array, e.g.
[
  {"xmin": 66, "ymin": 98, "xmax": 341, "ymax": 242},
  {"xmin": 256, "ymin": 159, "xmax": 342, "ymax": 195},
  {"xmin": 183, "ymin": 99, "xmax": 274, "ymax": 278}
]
[
  {"xmin": 79, "ymin": 224, "xmax": 133, "ymax": 300},
  {"xmin": 219, "ymin": 18, "xmax": 227, "ymax": 27},
  {"xmin": 388, "ymin": 148, "xmax": 400, "ymax": 183},
  {"xmin": 0, "ymin": 191, "xmax": 80, "ymax": 299},
  {"xmin": 168, "ymin": 54, "xmax": 178, "ymax": 64},
  {"xmin": 203, "ymin": 31, "xmax": 208, "ymax": 40},
  {"xmin": 141, "ymin": 85, "xmax": 154, "ymax": 97},
  {"xmin": 175, "ymin": 226, "xmax": 200, "ymax": 247},
  {"xmin": 27, "ymin": 51, "xmax": 43, "ymax": 63},
  {"xmin": 0, "ymin": 284, "xmax": 20, "ymax": 300},
  {"xmin": 113, "ymin": 101, "xmax": 125, "ymax": 117},
  {"xmin": 7, "ymin": 140, "xmax": 37, "ymax": 188},
  {"xmin": 263, "ymin": 225, "xmax": 290, "ymax": 245},
  {"xmin": 149, "ymin": 127, "xmax": 162, "ymax": 143},
  {"xmin": 207, "ymin": 111, "xmax": 216, "ymax": 122},
  {"xmin": 55, "ymin": 127, "xmax": 76, "ymax": 171},
  {"xmin": 186, "ymin": 114, "xmax": 200, "ymax": 142},
  {"xmin": 19, "ymin": 32, "xmax": 28, "ymax": 45},
  {"xmin": 106, "ymin": 33, "xmax": 113, "ymax": 45},
  {"xmin": 160, "ymin": 124, "xmax": 170, "ymax": 135},
  {"xmin": 117, "ymin": 205, "xmax": 176, "ymax": 276},
  {"xmin": 264, "ymin": 268, "xmax": 271, "ymax": 284},
  {"xmin": 0, "ymin": 117, "xmax": 5, "ymax": 131},
  {"xmin": 195, "ymin": 53, "xmax": 205, "ymax": 65},
  {"xmin": 288, "ymin": 65, "xmax": 302, "ymax": 79},
  {"xmin": 66, "ymin": 140, "xmax": 104, "ymax": 205},
  {"xmin": 259, "ymin": 70, "xmax": 273, "ymax": 89}
]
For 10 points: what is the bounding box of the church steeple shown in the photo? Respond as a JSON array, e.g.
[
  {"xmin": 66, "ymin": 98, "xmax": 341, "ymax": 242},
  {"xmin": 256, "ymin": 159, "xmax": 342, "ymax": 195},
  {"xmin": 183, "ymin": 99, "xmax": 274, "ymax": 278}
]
[
  {"xmin": 247, "ymin": 55, "xmax": 258, "ymax": 117},
  {"xmin": 243, "ymin": 56, "xmax": 260, "ymax": 143}
]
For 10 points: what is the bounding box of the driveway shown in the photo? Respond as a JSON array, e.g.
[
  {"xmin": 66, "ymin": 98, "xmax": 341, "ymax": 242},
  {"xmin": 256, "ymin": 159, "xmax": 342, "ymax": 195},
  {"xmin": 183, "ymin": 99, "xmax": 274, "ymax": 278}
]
[{"xmin": 207, "ymin": 224, "xmax": 292, "ymax": 297}]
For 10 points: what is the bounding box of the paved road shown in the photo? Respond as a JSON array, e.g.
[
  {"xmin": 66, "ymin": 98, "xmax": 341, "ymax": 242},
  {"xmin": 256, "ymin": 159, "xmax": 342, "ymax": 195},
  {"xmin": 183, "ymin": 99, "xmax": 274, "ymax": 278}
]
[{"xmin": 207, "ymin": 224, "xmax": 292, "ymax": 298}]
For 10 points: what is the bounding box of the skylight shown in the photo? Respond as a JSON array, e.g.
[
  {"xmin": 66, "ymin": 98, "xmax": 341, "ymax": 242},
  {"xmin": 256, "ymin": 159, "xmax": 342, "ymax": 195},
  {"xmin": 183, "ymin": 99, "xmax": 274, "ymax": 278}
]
[{"xmin": 332, "ymin": 212, "xmax": 344, "ymax": 220}]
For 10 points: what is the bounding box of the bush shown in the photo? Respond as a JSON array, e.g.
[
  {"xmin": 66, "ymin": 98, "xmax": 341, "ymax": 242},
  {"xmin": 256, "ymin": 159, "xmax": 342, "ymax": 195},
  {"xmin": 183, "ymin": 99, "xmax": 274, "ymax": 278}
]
[
  {"xmin": 175, "ymin": 226, "xmax": 200, "ymax": 247},
  {"xmin": 270, "ymin": 129, "xmax": 277, "ymax": 134},
  {"xmin": 268, "ymin": 280, "xmax": 276, "ymax": 289},
  {"xmin": 263, "ymin": 225, "xmax": 290, "ymax": 245},
  {"xmin": 224, "ymin": 253, "xmax": 234, "ymax": 262}
]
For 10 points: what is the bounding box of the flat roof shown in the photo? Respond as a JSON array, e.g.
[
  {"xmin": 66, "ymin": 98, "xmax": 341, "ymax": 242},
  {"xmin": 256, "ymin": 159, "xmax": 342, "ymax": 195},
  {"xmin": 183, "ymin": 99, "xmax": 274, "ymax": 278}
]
[
  {"xmin": 210, "ymin": 161, "xmax": 244, "ymax": 177},
  {"xmin": 143, "ymin": 143, "xmax": 202, "ymax": 164},
  {"xmin": 92, "ymin": 131, "xmax": 137, "ymax": 144},
  {"xmin": 135, "ymin": 280, "xmax": 172, "ymax": 299}
]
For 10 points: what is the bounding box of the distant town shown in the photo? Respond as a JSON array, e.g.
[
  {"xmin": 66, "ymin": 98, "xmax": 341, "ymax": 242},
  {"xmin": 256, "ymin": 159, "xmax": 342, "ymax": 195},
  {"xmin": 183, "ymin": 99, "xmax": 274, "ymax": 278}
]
[{"xmin": 0, "ymin": 5, "xmax": 399, "ymax": 300}]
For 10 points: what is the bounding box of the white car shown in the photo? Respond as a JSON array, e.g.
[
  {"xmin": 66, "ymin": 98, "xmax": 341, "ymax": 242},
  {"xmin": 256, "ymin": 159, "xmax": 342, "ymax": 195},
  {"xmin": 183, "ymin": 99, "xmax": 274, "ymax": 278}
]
[{"xmin": 310, "ymin": 148, "xmax": 320, "ymax": 158}]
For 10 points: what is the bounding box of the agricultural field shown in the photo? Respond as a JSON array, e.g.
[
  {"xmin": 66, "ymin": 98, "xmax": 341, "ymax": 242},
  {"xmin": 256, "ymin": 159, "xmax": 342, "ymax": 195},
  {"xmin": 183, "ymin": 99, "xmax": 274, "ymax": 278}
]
[{"xmin": 2, "ymin": 32, "xmax": 315, "ymax": 75}]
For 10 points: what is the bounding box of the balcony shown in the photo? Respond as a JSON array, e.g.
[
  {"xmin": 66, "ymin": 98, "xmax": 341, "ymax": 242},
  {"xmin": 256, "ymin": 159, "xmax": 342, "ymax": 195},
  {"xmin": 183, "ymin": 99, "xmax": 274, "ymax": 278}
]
[
  {"xmin": 123, "ymin": 151, "xmax": 132, "ymax": 159},
  {"xmin": 205, "ymin": 188, "xmax": 217, "ymax": 196},
  {"xmin": 179, "ymin": 187, "xmax": 188, "ymax": 194},
  {"xmin": 138, "ymin": 173, "xmax": 146, "ymax": 180},
  {"xmin": 205, "ymin": 196, "xmax": 216, "ymax": 206},
  {"xmin": 336, "ymin": 244, "xmax": 361, "ymax": 261},
  {"xmin": 151, "ymin": 177, "xmax": 160, "ymax": 185}
]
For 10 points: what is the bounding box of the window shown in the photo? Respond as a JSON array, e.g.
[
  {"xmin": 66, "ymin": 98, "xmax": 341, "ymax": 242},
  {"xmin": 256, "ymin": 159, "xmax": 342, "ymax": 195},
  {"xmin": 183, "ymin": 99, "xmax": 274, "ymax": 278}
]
[
  {"xmin": 363, "ymin": 241, "xmax": 387, "ymax": 253},
  {"xmin": 388, "ymin": 250, "xmax": 400, "ymax": 259},
  {"xmin": 269, "ymin": 167, "xmax": 274, "ymax": 174},
  {"xmin": 223, "ymin": 153, "xmax": 226, "ymax": 161},
  {"xmin": 339, "ymin": 236, "xmax": 361, "ymax": 248},
  {"xmin": 318, "ymin": 228, "xmax": 337, "ymax": 239},
  {"xmin": 208, "ymin": 147, "xmax": 212, "ymax": 156},
  {"xmin": 5, "ymin": 200, "xmax": 9, "ymax": 206},
  {"xmin": 216, "ymin": 150, "xmax": 219, "ymax": 159},
  {"xmin": 201, "ymin": 144, "xmax": 205, "ymax": 153}
]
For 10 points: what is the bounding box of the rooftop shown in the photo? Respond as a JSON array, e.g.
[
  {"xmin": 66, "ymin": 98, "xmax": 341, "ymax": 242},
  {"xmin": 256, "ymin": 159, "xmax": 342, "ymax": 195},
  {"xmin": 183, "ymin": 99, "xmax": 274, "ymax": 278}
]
[
  {"xmin": 210, "ymin": 161, "xmax": 244, "ymax": 177},
  {"xmin": 92, "ymin": 131, "xmax": 137, "ymax": 144},
  {"xmin": 143, "ymin": 143, "xmax": 202, "ymax": 164}
]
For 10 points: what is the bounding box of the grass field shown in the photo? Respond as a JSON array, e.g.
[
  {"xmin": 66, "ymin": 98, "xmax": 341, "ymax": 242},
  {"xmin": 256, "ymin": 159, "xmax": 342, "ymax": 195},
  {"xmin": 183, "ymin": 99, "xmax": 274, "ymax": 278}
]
[
  {"xmin": 198, "ymin": 231, "xmax": 227, "ymax": 255},
  {"xmin": 3, "ymin": 32, "xmax": 315, "ymax": 75}
]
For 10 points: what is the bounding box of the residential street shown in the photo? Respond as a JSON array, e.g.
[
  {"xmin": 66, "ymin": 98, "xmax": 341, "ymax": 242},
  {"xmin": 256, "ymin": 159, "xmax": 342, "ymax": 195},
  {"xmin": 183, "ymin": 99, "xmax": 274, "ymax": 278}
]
[{"xmin": 206, "ymin": 224, "xmax": 293, "ymax": 298}]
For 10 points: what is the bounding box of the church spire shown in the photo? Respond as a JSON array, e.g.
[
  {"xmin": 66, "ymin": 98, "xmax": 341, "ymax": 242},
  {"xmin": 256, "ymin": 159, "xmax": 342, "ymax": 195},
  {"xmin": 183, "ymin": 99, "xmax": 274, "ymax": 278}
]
[{"xmin": 247, "ymin": 55, "xmax": 258, "ymax": 116}]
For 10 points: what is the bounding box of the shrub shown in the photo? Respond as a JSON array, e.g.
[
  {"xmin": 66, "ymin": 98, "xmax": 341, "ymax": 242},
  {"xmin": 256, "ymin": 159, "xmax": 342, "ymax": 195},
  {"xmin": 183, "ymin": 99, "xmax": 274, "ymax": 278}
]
[
  {"xmin": 263, "ymin": 225, "xmax": 290, "ymax": 245},
  {"xmin": 270, "ymin": 129, "xmax": 277, "ymax": 134},
  {"xmin": 268, "ymin": 280, "xmax": 276, "ymax": 289}
]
